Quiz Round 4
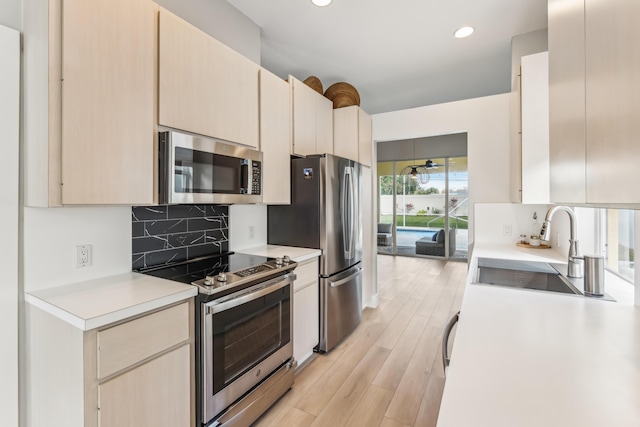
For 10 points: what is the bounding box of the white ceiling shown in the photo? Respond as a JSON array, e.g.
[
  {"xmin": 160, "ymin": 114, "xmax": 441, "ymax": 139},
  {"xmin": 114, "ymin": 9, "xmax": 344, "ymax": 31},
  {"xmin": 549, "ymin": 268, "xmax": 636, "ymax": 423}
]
[{"xmin": 226, "ymin": 0, "xmax": 548, "ymax": 114}]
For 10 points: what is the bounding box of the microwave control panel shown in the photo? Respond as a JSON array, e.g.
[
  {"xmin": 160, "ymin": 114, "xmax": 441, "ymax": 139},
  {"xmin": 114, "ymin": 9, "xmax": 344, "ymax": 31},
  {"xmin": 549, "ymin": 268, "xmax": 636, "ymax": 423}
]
[{"xmin": 251, "ymin": 161, "xmax": 261, "ymax": 195}]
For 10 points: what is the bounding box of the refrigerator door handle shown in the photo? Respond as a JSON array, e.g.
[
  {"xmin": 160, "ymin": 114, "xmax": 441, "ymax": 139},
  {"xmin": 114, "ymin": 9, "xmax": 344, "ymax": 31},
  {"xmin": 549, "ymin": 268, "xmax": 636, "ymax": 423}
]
[
  {"xmin": 342, "ymin": 167, "xmax": 352, "ymax": 259},
  {"xmin": 349, "ymin": 166, "xmax": 357, "ymax": 259},
  {"xmin": 329, "ymin": 267, "xmax": 363, "ymax": 287}
]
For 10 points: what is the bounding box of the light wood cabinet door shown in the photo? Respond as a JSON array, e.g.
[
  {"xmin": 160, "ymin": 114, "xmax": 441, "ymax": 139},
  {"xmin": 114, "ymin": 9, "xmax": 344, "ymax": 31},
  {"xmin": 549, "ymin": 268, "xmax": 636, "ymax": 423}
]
[
  {"xmin": 159, "ymin": 9, "xmax": 259, "ymax": 148},
  {"xmin": 315, "ymin": 94, "xmax": 334, "ymax": 155},
  {"xmin": 333, "ymin": 106, "xmax": 372, "ymax": 165},
  {"xmin": 293, "ymin": 258, "xmax": 319, "ymax": 366},
  {"xmin": 99, "ymin": 345, "xmax": 191, "ymax": 427},
  {"xmin": 291, "ymin": 77, "xmax": 317, "ymax": 156},
  {"xmin": 550, "ymin": 0, "xmax": 640, "ymax": 206},
  {"xmin": 585, "ymin": 0, "xmax": 640, "ymax": 204},
  {"xmin": 358, "ymin": 108, "xmax": 373, "ymax": 166},
  {"xmin": 260, "ymin": 69, "xmax": 291, "ymax": 204},
  {"xmin": 60, "ymin": 0, "xmax": 156, "ymax": 205},
  {"xmin": 548, "ymin": 0, "xmax": 587, "ymax": 205},
  {"xmin": 333, "ymin": 106, "xmax": 359, "ymax": 162}
]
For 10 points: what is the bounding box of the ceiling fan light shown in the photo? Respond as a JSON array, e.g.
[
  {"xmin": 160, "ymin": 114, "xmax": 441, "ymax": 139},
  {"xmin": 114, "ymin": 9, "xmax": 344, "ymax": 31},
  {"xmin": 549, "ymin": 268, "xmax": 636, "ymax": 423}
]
[
  {"xmin": 410, "ymin": 167, "xmax": 418, "ymax": 179},
  {"xmin": 454, "ymin": 26, "xmax": 474, "ymax": 39},
  {"xmin": 311, "ymin": 0, "xmax": 332, "ymax": 6}
]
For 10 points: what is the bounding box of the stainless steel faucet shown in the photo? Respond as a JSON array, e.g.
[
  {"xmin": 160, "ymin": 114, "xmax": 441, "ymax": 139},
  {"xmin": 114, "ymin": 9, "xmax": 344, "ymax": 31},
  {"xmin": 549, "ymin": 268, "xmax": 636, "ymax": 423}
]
[{"xmin": 539, "ymin": 206, "xmax": 583, "ymax": 278}]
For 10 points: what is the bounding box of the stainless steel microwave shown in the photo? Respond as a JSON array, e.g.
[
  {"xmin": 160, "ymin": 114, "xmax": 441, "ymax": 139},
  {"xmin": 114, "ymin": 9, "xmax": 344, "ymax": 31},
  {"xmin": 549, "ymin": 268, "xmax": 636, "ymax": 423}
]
[{"xmin": 159, "ymin": 131, "xmax": 262, "ymax": 204}]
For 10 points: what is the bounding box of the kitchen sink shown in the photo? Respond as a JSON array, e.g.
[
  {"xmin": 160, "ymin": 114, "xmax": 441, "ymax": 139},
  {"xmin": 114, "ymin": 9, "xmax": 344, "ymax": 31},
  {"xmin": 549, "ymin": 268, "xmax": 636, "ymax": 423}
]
[{"xmin": 474, "ymin": 258, "xmax": 582, "ymax": 296}]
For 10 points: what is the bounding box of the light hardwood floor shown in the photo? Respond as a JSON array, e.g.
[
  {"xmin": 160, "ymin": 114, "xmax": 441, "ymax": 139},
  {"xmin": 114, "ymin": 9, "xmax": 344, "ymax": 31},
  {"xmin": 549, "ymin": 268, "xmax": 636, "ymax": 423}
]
[{"xmin": 254, "ymin": 255, "xmax": 468, "ymax": 427}]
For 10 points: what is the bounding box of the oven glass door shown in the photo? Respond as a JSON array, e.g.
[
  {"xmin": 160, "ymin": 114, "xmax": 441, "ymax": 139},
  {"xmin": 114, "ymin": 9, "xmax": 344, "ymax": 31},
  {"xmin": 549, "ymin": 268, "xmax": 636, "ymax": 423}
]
[
  {"xmin": 174, "ymin": 146, "xmax": 248, "ymax": 195},
  {"xmin": 205, "ymin": 281, "xmax": 291, "ymax": 403}
]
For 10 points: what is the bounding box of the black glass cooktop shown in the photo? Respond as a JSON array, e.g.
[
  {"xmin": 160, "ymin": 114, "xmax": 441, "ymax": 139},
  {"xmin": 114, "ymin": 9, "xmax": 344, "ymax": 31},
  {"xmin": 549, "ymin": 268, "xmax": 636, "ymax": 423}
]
[{"xmin": 137, "ymin": 252, "xmax": 272, "ymax": 285}]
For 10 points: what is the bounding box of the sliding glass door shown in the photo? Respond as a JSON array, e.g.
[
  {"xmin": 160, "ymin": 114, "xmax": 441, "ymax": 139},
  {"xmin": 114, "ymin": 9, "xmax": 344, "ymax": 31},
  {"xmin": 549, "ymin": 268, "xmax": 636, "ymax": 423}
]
[{"xmin": 376, "ymin": 157, "xmax": 468, "ymax": 261}]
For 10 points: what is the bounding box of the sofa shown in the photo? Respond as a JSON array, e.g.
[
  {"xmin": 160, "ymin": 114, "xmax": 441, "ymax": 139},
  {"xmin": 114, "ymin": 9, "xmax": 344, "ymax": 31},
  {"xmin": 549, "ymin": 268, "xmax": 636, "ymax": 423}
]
[
  {"xmin": 377, "ymin": 223, "xmax": 392, "ymax": 246},
  {"xmin": 415, "ymin": 229, "xmax": 456, "ymax": 257}
]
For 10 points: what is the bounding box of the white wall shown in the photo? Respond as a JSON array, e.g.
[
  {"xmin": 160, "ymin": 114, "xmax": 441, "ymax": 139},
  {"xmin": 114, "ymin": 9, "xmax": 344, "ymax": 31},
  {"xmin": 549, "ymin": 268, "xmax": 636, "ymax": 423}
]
[
  {"xmin": 511, "ymin": 29, "xmax": 548, "ymax": 86},
  {"xmin": 0, "ymin": 0, "xmax": 20, "ymax": 31},
  {"xmin": 0, "ymin": 23, "xmax": 20, "ymax": 427},
  {"xmin": 228, "ymin": 204, "xmax": 268, "ymax": 251},
  {"xmin": 23, "ymin": 207, "xmax": 132, "ymax": 292},
  {"xmin": 474, "ymin": 203, "xmax": 552, "ymax": 245},
  {"xmin": 373, "ymin": 93, "xmax": 512, "ymax": 246},
  {"xmin": 635, "ymin": 212, "xmax": 640, "ymax": 307}
]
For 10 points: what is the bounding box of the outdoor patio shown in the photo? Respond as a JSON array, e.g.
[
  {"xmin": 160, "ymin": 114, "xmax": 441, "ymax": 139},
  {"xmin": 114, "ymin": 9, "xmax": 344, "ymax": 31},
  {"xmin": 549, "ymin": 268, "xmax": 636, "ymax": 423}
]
[{"xmin": 377, "ymin": 227, "xmax": 468, "ymax": 260}]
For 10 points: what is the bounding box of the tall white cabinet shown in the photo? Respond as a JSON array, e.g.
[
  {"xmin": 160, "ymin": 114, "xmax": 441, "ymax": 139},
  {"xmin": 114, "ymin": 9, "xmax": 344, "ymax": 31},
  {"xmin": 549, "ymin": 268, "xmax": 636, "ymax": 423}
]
[
  {"xmin": 520, "ymin": 52, "xmax": 550, "ymax": 204},
  {"xmin": 0, "ymin": 23, "xmax": 19, "ymax": 427},
  {"xmin": 549, "ymin": 0, "xmax": 640, "ymax": 206}
]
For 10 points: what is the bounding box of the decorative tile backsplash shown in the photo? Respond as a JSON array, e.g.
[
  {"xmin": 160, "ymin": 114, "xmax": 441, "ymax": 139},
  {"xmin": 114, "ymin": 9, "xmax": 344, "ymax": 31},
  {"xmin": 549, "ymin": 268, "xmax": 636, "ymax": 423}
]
[{"xmin": 132, "ymin": 205, "xmax": 228, "ymax": 270}]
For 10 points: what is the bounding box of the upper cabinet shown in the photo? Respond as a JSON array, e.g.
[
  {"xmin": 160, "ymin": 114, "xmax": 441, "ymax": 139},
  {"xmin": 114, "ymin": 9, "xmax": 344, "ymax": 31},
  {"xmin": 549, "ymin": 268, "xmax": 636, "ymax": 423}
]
[
  {"xmin": 158, "ymin": 9, "xmax": 260, "ymax": 149},
  {"xmin": 520, "ymin": 52, "xmax": 550, "ymax": 204},
  {"xmin": 549, "ymin": 0, "xmax": 640, "ymax": 206},
  {"xmin": 290, "ymin": 76, "xmax": 334, "ymax": 156},
  {"xmin": 333, "ymin": 106, "xmax": 372, "ymax": 166},
  {"xmin": 259, "ymin": 69, "xmax": 291, "ymax": 205},
  {"xmin": 24, "ymin": 0, "xmax": 157, "ymax": 206}
]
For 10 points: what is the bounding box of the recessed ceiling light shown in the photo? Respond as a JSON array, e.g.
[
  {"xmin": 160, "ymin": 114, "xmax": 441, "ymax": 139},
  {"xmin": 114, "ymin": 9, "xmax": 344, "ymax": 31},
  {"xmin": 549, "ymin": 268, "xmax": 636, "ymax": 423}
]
[
  {"xmin": 454, "ymin": 26, "xmax": 474, "ymax": 39},
  {"xmin": 311, "ymin": 0, "xmax": 332, "ymax": 6}
]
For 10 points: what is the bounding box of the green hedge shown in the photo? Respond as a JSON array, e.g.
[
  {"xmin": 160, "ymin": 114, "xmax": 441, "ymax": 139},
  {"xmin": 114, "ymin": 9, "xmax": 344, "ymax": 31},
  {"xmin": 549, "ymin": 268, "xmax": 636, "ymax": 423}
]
[{"xmin": 380, "ymin": 215, "xmax": 468, "ymax": 230}]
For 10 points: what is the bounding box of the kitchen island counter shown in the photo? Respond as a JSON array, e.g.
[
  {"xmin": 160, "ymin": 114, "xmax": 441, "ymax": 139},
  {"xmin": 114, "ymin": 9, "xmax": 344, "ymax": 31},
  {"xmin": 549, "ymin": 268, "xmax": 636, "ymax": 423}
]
[{"xmin": 437, "ymin": 242, "xmax": 640, "ymax": 427}]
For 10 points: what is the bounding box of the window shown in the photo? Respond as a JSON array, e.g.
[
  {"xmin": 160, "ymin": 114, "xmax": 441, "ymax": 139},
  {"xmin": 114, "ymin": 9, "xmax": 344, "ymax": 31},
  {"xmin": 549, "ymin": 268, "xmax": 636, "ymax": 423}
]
[{"xmin": 597, "ymin": 209, "xmax": 635, "ymax": 283}]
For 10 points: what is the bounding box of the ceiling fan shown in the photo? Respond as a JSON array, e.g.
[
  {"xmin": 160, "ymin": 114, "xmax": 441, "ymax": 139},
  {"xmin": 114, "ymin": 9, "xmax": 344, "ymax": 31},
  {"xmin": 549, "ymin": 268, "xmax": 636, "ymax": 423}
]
[{"xmin": 399, "ymin": 159, "xmax": 441, "ymax": 185}]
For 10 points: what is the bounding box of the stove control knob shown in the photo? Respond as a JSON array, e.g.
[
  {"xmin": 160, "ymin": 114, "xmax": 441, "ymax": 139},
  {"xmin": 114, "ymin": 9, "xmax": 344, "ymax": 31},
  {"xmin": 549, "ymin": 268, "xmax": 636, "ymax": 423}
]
[
  {"xmin": 283, "ymin": 255, "xmax": 291, "ymax": 264},
  {"xmin": 217, "ymin": 272, "xmax": 227, "ymax": 282},
  {"xmin": 275, "ymin": 257, "xmax": 283, "ymax": 266},
  {"xmin": 204, "ymin": 278, "xmax": 214, "ymax": 286}
]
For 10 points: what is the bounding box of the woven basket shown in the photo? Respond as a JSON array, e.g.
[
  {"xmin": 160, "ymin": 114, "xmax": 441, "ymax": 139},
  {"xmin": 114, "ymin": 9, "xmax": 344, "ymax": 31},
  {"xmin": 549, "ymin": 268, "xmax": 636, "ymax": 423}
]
[
  {"xmin": 303, "ymin": 76, "xmax": 323, "ymax": 94},
  {"xmin": 324, "ymin": 82, "xmax": 360, "ymax": 109}
]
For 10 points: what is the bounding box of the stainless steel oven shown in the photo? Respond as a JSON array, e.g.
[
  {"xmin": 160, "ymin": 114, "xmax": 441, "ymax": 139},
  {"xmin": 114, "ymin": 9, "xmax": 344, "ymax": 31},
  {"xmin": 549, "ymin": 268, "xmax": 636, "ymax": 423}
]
[
  {"xmin": 138, "ymin": 252, "xmax": 297, "ymax": 427},
  {"xmin": 159, "ymin": 130, "xmax": 262, "ymax": 204},
  {"xmin": 201, "ymin": 273, "xmax": 294, "ymax": 426}
]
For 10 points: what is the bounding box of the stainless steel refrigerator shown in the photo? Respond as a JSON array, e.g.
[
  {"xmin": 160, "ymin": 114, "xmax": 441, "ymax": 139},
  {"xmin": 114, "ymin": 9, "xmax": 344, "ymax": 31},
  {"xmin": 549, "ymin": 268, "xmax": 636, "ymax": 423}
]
[{"xmin": 268, "ymin": 154, "xmax": 362, "ymax": 352}]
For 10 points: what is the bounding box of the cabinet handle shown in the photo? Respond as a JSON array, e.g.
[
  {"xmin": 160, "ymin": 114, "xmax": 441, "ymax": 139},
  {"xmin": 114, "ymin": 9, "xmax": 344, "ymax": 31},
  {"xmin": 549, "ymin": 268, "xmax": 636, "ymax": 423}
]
[{"xmin": 442, "ymin": 311, "xmax": 460, "ymax": 377}]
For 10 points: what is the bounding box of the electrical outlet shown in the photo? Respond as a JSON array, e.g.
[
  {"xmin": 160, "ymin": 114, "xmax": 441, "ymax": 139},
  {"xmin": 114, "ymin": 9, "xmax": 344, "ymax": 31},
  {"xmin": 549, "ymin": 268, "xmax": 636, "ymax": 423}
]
[
  {"xmin": 76, "ymin": 245, "xmax": 92, "ymax": 268},
  {"xmin": 503, "ymin": 224, "xmax": 512, "ymax": 236},
  {"xmin": 248, "ymin": 225, "xmax": 255, "ymax": 239}
]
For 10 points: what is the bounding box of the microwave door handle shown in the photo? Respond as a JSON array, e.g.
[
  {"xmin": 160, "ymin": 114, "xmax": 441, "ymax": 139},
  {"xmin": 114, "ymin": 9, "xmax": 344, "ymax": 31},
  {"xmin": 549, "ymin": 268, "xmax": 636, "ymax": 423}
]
[{"xmin": 240, "ymin": 159, "xmax": 250, "ymax": 194}]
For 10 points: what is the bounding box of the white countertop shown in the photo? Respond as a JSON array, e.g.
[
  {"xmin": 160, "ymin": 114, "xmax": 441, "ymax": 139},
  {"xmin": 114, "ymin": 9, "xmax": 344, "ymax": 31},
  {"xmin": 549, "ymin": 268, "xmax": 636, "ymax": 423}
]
[
  {"xmin": 25, "ymin": 272, "xmax": 197, "ymax": 331},
  {"xmin": 437, "ymin": 242, "xmax": 640, "ymax": 427},
  {"xmin": 237, "ymin": 245, "xmax": 321, "ymax": 263}
]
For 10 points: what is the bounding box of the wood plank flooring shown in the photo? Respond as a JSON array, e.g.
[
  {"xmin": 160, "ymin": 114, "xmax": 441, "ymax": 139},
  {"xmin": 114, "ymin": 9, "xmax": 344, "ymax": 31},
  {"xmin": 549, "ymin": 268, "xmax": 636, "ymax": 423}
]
[{"xmin": 254, "ymin": 255, "xmax": 468, "ymax": 427}]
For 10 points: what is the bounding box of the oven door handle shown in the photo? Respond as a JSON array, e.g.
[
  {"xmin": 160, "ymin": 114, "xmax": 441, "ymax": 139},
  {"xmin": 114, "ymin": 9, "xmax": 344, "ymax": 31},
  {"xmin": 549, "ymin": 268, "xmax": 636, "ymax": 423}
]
[{"xmin": 205, "ymin": 275, "xmax": 292, "ymax": 315}]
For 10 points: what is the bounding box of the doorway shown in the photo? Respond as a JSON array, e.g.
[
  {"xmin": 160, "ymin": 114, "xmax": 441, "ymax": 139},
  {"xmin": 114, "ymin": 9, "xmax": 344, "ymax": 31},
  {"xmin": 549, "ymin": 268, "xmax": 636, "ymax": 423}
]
[{"xmin": 376, "ymin": 135, "xmax": 468, "ymax": 261}]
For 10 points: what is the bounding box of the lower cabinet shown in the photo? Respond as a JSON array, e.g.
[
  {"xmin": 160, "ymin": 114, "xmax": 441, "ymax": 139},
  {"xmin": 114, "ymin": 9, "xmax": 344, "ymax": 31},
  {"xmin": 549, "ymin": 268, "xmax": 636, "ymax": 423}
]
[
  {"xmin": 26, "ymin": 300, "xmax": 194, "ymax": 427},
  {"xmin": 99, "ymin": 345, "xmax": 191, "ymax": 427},
  {"xmin": 293, "ymin": 257, "xmax": 319, "ymax": 366}
]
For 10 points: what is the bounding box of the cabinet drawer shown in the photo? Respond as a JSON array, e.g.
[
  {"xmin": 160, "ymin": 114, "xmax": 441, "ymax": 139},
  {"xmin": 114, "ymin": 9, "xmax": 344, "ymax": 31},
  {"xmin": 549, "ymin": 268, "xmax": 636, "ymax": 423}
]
[
  {"xmin": 97, "ymin": 302, "xmax": 190, "ymax": 379},
  {"xmin": 294, "ymin": 259, "xmax": 318, "ymax": 292}
]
